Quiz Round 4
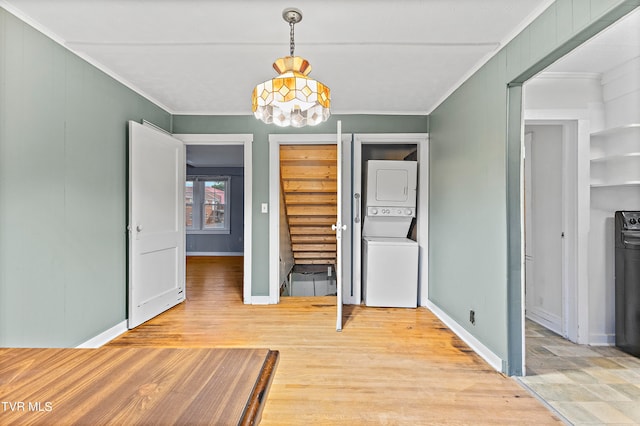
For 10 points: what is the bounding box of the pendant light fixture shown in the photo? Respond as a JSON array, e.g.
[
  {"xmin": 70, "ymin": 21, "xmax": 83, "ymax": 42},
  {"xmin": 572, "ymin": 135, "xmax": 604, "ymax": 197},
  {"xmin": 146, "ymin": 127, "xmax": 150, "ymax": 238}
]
[{"xmin": 251, "ymin": 8, "xmax": 331, "ymax": 127}]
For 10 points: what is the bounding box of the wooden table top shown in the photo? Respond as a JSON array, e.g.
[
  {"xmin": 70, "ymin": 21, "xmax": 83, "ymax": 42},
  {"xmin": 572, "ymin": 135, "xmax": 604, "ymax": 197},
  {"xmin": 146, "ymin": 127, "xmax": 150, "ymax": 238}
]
[{"xmin": 0, "ymin": 347, "xmax": 278, "ymax": 425}]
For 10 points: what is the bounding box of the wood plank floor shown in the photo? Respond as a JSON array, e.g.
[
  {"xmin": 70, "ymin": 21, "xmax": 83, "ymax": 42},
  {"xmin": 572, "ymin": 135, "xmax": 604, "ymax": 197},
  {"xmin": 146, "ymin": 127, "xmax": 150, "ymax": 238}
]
[
  {"xmin": 108, "ymin": 256, "xmax": 562, "ymax": 425},
  {"xmin": 0, "ymin": 347, "xmax": 277, "ymax": 425}
]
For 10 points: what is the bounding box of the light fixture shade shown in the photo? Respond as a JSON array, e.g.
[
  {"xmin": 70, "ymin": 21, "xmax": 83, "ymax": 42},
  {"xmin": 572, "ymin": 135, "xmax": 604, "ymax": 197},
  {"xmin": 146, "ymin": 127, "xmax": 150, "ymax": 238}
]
[{"xmin": 252, "ymin": 56, "xmax": 331, "ymax": 127}]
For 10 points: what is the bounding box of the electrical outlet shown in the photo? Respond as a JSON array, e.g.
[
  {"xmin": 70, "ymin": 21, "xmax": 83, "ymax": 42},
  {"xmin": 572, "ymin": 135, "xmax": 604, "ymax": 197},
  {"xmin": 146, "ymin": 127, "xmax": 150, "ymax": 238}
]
[
  {"xmin": 261, "ymin": 203, "xmax": 268, "ymax": 213},
  {"xmin": 469, "ymin": 310, "xmax": 476, "ymax": 325}
]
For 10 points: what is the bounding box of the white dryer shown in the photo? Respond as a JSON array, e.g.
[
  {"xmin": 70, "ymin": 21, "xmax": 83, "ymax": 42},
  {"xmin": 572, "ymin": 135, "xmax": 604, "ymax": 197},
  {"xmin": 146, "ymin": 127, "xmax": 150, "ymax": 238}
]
[{"xmin": 362, "ymin": 160, "xmax": 417, "ymax": 238}]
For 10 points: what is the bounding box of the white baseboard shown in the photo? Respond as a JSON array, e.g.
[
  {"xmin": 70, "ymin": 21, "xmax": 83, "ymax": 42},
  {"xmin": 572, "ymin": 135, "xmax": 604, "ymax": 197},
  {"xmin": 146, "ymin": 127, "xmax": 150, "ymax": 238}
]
[
  {"xmin": 589, "ymin": 333, "xmax": 615, "ymax": 346},
  {"xmin": 251, "ymin": 296, "xmax": 272, "ymax": 305},
  {"xmin": 526, "ymin": 307, "xmax": 562, "ymax": 336},
  {"xmin": 76, "ymin": 320, "xmax": 127, "ymax": 348},
  {"xmin": 187, "ymin": 252, "xmax": 243, "ymax": 256},
  {"xmin": 425, "ymin": 301, "xmax": 503, "ymax": 373}
]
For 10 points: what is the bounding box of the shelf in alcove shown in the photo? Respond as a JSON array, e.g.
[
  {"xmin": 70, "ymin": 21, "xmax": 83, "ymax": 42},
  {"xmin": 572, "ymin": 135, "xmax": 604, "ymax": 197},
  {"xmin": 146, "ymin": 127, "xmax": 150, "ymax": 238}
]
[
  {"xmin": 590, "ymin": 152, "xmax": 640, "ymax": 162},
  {"xmin": 590, "ymin": 123, "xmax": 640, "ymax": 137},
  {"xmin": 590, "ymin": 181, "xmax": 640, "ymax": 188}
]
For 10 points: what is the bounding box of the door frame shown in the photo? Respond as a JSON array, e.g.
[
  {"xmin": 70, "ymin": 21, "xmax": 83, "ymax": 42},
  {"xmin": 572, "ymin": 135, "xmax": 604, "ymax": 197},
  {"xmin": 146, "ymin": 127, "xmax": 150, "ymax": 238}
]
[
  {"xmin": 523, "ymin": 114, "xmax": 590, "ymax": 344},
  {"xmin": 268, "ymin": 133, "xmax": 352, "ymax": 305},
  {"xmin": 174, "ymin": 133, "xmax": 254, "ymax": 304},
  {"xmin": 352, "ymin": 133, "xmax": 429, "ymax": 306}
]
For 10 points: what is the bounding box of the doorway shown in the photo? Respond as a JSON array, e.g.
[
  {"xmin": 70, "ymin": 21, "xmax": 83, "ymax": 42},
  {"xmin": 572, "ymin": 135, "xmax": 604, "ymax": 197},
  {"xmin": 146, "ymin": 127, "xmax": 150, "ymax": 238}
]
[
  {"xmin": 268, "ymin": 134, "xmax": 352, "ymax": 305},
  {"xmin": 175, "ymin": 133, "xmax": 253, "ymax": 303},
  {"xmin": 352, "ymin": 134, "xmax": 429, "ymax": 306},
  {"xmin": 278, "ymin": 144, "xmax": 338, "ymax": 297},
  {"xmin": 523, "ymin": 124, "xmax": 577, "ymax": 339}
]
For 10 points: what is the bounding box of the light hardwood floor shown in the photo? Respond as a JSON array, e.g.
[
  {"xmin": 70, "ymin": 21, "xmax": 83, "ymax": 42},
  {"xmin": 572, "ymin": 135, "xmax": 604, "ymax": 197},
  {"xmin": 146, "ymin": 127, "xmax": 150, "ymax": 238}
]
[{"xmin": 108, "ymin": 256, "xmax": 561, "ymax": 425}]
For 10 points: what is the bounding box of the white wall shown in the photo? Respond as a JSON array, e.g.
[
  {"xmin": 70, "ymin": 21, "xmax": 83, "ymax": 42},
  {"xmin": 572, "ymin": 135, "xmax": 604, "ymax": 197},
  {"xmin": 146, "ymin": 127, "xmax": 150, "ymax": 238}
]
[
  {"xmin": 525, "ymin": 62, "xmax": 640, "ymax": 345},
  {"xmin": 589, "ymin": 57, "xmax": 640, "ymax": 344},
  {"xmin": 525, "ymin": 73, "xmax": 600, "ymax": 343},
  {"xmin": 525, "ymin": 73, "xmax": 604, "ymax": 114}
]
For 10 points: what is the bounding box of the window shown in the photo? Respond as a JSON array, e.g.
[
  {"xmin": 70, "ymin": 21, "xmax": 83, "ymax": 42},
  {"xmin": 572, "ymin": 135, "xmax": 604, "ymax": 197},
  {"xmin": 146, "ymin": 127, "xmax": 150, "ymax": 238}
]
[
  {"xmin": 185, "ymin": 177, "xmax": 230, "ymax": 234},
  {"xmin": 185, "ymin": 180, "xmax": 194, "ymax": 230},
  {"xmin": 203, "ymin": 179, "xmax": 227, "ymax": 230}
]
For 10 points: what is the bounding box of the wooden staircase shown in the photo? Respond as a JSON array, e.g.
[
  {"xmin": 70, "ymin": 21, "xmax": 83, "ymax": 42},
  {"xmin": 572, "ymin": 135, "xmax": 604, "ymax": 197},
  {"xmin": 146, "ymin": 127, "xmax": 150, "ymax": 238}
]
[{"xmin": 280, "ymin": 144, "xmax": 337, "ymax": 265}]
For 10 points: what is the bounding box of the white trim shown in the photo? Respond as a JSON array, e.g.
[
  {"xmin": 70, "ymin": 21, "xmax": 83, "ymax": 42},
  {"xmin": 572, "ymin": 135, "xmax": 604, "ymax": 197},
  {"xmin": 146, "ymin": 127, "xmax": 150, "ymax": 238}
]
[
  {"xmin": 352, "ymin": 138, "xmax": 363, "ymax": 305},
  {"xmin": 576, "ymin": 120, "xmax": 591, "ymax": 344},
  {"xmin": 352, "ymin": 133, "xmax": 429, "ymax": 306},
  {"xmin": 269, "ymin": 133, "xmax": 352, "ymax": 305},
  {"xmin": 524, "ymin": 109, "xmax": 590, "ymax": 121},
  {"xmin": 588, "ymin": 333, "xmax": 615, "ymax": 346},
  {"xmin": 180, "ymin": 110, "xmax": 431, "ymax": 116},
  {"xmin": 251, "ymin": 296, "xmax": 271, "ymax": 305},
  {"xmin": 534, "ymin": 72, "xmax": 602, "ymax": 81},
  {"xmin": 561, "ymin": 122, "xmax": 579, "ymax": 342},
  {"xmin": 186, "ymin": 251, "xmax": 243, "ymax": 256},
  {"xmin": 418, "ymin": 135, "xmax": 430, "ymax": 306},
  {"xmin": 175, "ymin": 134, "xmax": 254, "ymax": 144},
  {"xmin": 425, "ymin": 302, "xmax": 503, "ymax": 373},
  {"xmin": 527, "ymin": 307, "xmax": 563, "ymax": 336},
  {"xmin": 75, "ymin": 320, "xmax": 127, "ymax": 348},
  {"xmin": 268, "ymin": 139, "xmax": 280, "ymax": 305},
  {"xmin": 173, "ymin": 133, "xmax": 253, "ymax": 304},
  {"xmin": 186, "ymin": 230, "xmax": 231, "ymax": 235}
]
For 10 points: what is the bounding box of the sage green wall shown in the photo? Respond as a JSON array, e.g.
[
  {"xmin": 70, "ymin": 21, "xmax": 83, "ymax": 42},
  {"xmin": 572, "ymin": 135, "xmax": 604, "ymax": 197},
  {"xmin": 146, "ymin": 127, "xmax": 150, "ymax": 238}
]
[
  {"xmin": 0, "ymin": 8, "xmax": 171, "ymax": 347},
  {"xmin": 429, "ymin": 0, "xmax": 640, "ymax": 373},
  {"xmin": 172, "ymin": 115, "xmax": 429, "ymax": 296}
]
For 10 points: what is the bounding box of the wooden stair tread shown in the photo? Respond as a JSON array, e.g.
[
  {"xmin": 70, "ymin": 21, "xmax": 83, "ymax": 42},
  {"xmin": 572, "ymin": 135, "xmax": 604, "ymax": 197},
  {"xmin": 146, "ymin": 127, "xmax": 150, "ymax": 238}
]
[{"xmin": 281, "ymin": 144, "xmax": 338, "ymax": 265}]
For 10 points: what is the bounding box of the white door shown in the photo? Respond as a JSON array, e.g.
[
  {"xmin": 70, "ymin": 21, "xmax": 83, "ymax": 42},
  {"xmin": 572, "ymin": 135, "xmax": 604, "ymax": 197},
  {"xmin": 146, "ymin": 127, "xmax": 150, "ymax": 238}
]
[
  {"xmin": 128, "ymin": 121, "xmax": 185, "ymax": 329},
  {"xmin": 334, "ymin": 121, "xmax": 346, "ymax": 331},
  {"xmin": 524, "ymin": 126, "xmax": 564, "ymax": 335}
]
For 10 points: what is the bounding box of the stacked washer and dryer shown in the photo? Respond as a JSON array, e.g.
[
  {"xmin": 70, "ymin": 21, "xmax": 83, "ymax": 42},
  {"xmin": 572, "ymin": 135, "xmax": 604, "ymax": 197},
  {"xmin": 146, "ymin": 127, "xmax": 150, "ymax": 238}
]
[{"xmin": 362, "ymin": 160, "xmax": 419, "ymax": 308}]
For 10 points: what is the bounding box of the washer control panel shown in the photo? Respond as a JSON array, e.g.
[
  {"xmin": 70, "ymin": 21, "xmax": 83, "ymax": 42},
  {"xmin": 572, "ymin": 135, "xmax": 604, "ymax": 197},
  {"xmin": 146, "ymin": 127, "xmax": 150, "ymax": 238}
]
[
  {"xmin": 620, "ymin": 211, "xmax": 640, "ymax": 230},
  {"xmin": 367, "ymin": 206, "xmax": 415, "ymax": 217}
]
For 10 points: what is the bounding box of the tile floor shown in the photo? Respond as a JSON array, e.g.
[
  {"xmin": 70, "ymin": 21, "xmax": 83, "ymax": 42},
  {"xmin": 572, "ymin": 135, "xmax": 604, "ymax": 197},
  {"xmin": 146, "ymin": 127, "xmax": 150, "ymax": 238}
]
[{"xmin": 520, "ymin": 320, "xmax": 640, "ymax": 425}]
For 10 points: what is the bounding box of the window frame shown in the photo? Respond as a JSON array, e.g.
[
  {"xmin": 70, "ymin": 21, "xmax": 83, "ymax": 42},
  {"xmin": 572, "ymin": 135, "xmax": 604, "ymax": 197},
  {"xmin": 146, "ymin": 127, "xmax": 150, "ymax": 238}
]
[{"xmin": 186, "ymin": 176, "xmax": 231, "ymax": 235}]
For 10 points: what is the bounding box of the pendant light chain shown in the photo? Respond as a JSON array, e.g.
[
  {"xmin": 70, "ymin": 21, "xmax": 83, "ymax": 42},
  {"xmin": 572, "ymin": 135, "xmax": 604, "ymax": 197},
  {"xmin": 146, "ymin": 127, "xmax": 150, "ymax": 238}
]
[{"xmin": 289, "ymin": 21, "xmax": 295, "ymax": 56}]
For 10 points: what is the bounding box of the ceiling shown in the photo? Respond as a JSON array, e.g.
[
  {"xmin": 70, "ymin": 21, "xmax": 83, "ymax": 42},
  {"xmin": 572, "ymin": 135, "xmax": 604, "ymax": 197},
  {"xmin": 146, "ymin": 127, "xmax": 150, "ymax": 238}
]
[
  {"xmin": 1, "ymin": 0, "xmax": 557, "ymax": 115},
  {"xmin": 545, "ymin": 5, "xmax": 640, "ymax": 74}
]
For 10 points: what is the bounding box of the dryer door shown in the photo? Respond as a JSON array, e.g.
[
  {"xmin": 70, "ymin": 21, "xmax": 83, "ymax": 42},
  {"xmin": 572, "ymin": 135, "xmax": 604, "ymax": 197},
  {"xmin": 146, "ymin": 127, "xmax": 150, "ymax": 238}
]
[
  {"xmin": 376, "ymin": 168, "xmax": 409, "ymax": 202},
  {"xmin": 366, "ymin": 160, "xmax": 417, "ymax": 208}
]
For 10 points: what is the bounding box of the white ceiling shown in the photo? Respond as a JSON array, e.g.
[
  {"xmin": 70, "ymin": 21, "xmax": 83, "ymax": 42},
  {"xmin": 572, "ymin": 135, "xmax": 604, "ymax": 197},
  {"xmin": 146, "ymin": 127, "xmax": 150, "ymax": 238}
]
[
  {"xmin": 545, "ymin": 6, "xmax": 640, "ymax": 74},
  {"xmin": 1, "ymin": 0, "xmax": 557, "ymax": 115}
]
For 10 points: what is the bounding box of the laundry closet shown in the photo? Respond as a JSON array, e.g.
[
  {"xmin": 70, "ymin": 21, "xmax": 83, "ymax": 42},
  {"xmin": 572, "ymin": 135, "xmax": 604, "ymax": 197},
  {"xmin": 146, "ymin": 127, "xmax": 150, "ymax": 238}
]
[{"xmin": 351, "ymin": 134, "xmax": 428, "ymax": 309}]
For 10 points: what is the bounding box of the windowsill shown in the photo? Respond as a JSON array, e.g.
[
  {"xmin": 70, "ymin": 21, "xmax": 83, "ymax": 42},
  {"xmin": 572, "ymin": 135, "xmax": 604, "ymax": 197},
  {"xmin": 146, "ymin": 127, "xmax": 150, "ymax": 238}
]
[{"xmin": 186, "ymin": 229, "xmax": 231, "ymax": 235}]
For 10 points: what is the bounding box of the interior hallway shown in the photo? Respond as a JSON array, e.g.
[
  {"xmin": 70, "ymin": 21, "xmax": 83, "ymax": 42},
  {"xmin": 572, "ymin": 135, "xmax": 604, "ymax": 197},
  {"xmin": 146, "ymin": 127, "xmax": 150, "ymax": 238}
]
[
  {"xmin": 522, "ymin": 320, "xmax": 640, "ymax": 425},
  {"xmin": 108, "ymin": 256, "xmax": 560, "ymax": 424}
]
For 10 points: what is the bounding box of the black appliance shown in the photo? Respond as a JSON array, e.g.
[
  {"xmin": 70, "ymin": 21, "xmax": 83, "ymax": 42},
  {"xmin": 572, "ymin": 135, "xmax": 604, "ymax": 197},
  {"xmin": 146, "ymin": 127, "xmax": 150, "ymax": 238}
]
[{"xmin": 615, "ymin": 211, "xmax": 640, "ymax": 357}]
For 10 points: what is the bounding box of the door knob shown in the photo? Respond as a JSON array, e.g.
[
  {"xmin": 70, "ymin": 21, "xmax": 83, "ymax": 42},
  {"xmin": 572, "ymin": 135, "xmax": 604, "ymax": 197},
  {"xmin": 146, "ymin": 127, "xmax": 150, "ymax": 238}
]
[{"xmin": 136, "ymin": 225, "xmax": 143, "ymax": 232}]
